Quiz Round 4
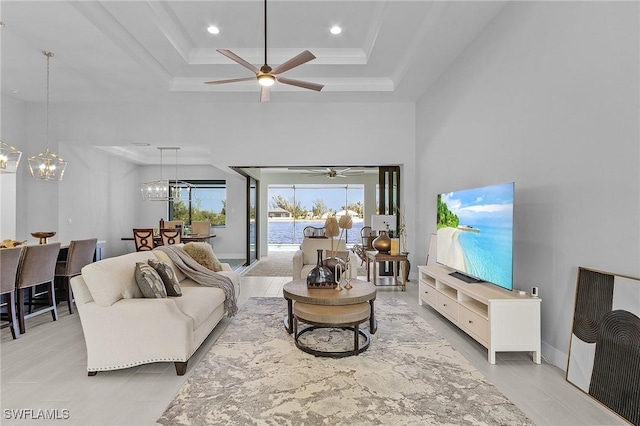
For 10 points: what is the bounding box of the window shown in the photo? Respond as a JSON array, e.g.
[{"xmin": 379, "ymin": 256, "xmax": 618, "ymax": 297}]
[
  {"xmin": 169, "ymin": 180, "xmax": 226, "ymax": 226},
  {"xmin": 268, "ymin": 184, "xmax": 364, "ymax": 244}
]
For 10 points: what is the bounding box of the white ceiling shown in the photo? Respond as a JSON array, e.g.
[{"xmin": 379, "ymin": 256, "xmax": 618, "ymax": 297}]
[{"xmin": 1, "ymin": 0, "xmax": 507, "ymax": 105}]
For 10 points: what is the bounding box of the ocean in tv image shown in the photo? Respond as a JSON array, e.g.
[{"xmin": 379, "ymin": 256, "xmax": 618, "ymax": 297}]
[{"xmin": 436, "ymin": 182, "xmax": 514, "ymax": 290}]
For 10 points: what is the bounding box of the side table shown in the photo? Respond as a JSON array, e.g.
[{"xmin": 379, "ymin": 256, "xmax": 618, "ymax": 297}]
[{"xmin": 365, "ymin": 251, "xmax": 408, "ymax": 291}]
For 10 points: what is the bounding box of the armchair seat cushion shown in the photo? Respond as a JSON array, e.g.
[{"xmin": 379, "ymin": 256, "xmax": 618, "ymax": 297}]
[
  {"xmin": 293, "ymin": 238, "xmax": 357, "ymax": 281},
  {"xmin": 301, "ymin": 238, "xmax": 347, "ymax": 265}
]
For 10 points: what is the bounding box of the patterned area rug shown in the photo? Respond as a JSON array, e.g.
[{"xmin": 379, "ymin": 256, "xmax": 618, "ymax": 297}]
[{"xmin": 157, "ymin": 298, "xmax": 532, "ymax": 425}]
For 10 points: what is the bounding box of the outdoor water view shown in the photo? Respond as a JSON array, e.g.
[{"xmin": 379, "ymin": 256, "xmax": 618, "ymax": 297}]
[{"xmin": 268, "ymin": 184, "xmax": 365, "ymax": 245}]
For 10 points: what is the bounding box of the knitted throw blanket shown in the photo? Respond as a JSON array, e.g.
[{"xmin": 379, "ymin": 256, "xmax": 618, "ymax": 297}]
[{"xmin": 155, "ymin": 245, "xmax": 238, "ymax": 317}]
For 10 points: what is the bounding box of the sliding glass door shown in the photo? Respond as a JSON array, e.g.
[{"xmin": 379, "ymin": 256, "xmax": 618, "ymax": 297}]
[{"xmin": 247, "ymin": 176, "xmax": 258, "ymax": 265}]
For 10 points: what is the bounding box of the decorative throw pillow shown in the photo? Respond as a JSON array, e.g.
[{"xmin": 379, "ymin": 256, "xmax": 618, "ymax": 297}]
[
  {"xmin": 183, "ymin": 242, "xmax": 223, "ymax": 272},
  {"xmin": 134, "ymin": 262, "xmax": 167, "ymax": 298},
  {"xmin": 148, "ymin": 259, "xmax": 182, "ymax": 297}
]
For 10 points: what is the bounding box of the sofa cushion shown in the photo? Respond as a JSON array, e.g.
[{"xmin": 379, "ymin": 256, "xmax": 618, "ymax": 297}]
[
  {"xmin": 183, "ymin": 242, "xmax": 222, "ymax": 272},
  {"xmin": 172, "ymin": 285, "xmax": 226, "ymax": 329},
  {"xmin": 135, "ymin": 262, "xmax": 168, "ymax": 298},
  {"xmin": 81, "ymin": 251, "xmax": 154, "ymax": 306},
  {"xmin": 300, "ymin": 238, "xmax": 347, "ymax": 265},
  {"xmin": 152, "ymin": 248, "xmax": 186, "ymax": 282},
  {"xmin": 148, "ymin": 259, "xmax": 182, "ymax": 297}
]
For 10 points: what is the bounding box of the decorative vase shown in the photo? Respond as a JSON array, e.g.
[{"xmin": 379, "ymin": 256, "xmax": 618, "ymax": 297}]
[
  {"xmin": 372, "ymin": 230, "xmax": 391, "ymax": 253},
  {"xmin": 323, "ymin": 256, "xmax": 346, "ymax": 284},
  {"xmin": 307, "ymin": 249, "xmax": 334, "ymax": 289}
]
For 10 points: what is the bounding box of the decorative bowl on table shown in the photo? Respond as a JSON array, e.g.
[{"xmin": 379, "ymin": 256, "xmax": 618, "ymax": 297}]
[{"xmin": 31, "ymin": 231, "xmax": 56, "ymax": 244}]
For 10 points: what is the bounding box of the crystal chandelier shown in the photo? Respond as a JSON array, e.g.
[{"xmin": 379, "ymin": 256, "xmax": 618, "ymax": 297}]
[
  {"xmin": 0, "ymin": 141, "xmax": 22, "ymax": 174},
  {"xmin": 141, "ymin": 147, "xmax": 190, "ymax": 201},
  {"xmin": 28, "ymin": 51, "xmax": 67, "ymax": 181}
]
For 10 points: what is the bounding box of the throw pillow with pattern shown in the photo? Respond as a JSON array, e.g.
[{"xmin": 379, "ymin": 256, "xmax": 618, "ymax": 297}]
[
  {"xmin": 148, "ymin": 258, "xmax": 182, "ymax": 297},
  {"xmin": 183, "ymin": 242, "xmax": 223, "ymax": 272},
  {"xmin": 134, "ymin": 262, "xmax": 167, "ymax": 298}
]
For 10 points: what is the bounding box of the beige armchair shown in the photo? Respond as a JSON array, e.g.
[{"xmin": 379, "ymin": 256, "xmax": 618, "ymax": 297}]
[{"xmin": 292, "ymin": 238, "xmax": 358, "ymax": 280}]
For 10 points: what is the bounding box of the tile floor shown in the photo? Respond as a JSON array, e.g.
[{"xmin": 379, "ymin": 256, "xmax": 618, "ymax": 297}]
[{"xmin": 0, "ymin": 274, "xmax": 623, "ymax": 425}]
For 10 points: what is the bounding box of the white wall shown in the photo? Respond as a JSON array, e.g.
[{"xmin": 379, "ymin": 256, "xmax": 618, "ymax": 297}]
[
  {"xmin": 7, "ymin": 100, "xmax": 416, "ymax": 263},
  {"xmin": 0, "ymin": 95, "xmax": 25, "ymax": 240},
  {"xmin": 415, "ymin": 1, "xmax": 639, "ymax": 368}
]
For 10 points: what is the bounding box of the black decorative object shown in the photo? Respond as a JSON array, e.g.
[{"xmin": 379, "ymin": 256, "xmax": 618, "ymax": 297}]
[
  {"xmin": 323, "ymin": 256, "xmax": 346, "ymax": 283},
  {"xmin": 589, "ymin": 310, "xmax": 640, "ymax": 425},
  {"xmin": 567, "ymin": 267, "xmax": 640, "ymax": 425},
  {"xmin": 307, "ymin": 249, "xmax": 334, "ymax": 289}
]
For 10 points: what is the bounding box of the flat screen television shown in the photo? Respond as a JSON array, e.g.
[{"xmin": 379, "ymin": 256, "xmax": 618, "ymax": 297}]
[{"xmin": 436, "ymin": 181, "xmax": 514, "ymax": 291}]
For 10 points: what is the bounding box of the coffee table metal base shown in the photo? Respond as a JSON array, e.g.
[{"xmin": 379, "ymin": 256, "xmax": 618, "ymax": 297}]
[{"xmin": 294, "ymin": 325, "xmax": 371, "ymax": 358}]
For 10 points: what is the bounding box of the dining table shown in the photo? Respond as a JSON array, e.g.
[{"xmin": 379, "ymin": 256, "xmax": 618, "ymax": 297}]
[{"xmin": 121, "ymin": 233, "xmax": 216, "ymax": 247}]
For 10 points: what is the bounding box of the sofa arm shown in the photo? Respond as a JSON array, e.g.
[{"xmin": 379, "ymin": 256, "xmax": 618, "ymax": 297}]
[
  {"xmin": 292, "ymin": 250, "xmax": 304, "ymax": 280},
  {"xmin": 76, "ymin": 298, "xmax": 194, "ymax": 372}
]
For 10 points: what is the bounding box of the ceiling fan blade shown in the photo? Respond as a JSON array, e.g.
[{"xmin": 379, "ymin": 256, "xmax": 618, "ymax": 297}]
[
  {"xmin": 217, "ymin": 49, "xmax": 259, "ymax": 74},
  {"xmin": 205, "ymin": 77, "xmax": 256, "ymax": 85},
  {"xmin": 271, "ymin": 50, "xmax": 316, "ymax": 75},
  {"xmin": 260, "ymin": 86, "xmax": 271, "ymax": 103},
  {"xmin": 277, "ymin": 77, "xmax": 324, "ymax": 92}
]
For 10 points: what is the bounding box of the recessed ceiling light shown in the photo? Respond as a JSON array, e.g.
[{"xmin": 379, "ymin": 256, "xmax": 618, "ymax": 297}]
[
  {"xmin": 10, "ymin": 89, "xmax": 20, "ymax": 95},
  {"xmin": 330, "ymin": 26, "xmax": 342, "ymax": 35},
  {"xmin": 207, "ymin": 25, "xmax": 220, "ymax": 35}
]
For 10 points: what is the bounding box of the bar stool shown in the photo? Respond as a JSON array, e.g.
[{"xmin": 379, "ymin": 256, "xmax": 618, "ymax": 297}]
[
  {"xmin": 16, "ymin": 242, "xmax": 61, "ymax": 334},
  {"xmin": 55, "ymin": 238, "xmax": 97, "ymax": 314},
  {"xmin": 1, "ymin": 246, "xmax": 23, "ymax": 339}
]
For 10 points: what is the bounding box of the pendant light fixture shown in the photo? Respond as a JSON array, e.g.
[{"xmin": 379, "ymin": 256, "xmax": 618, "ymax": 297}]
[
  {"xmin": 140, "ymin": 147, "xmax": 189, "ymax": 201},
  {"xmin": 0, "ymin": 141, "xmax": 22, "ymax": 174},
  {"xmin": 28, "ymin": 51, "xmax": 67, "ymax": 181}
]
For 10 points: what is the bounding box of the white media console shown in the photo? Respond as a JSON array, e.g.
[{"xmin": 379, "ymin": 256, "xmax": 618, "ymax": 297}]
[{"xmin": 418, "ymin": 264, "xmax": 541, "ymax": 364}]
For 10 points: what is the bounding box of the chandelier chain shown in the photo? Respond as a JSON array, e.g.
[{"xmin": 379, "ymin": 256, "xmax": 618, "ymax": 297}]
[{"xmin": 44, "ymin": 51, "xmax": 53, "ymax": 152}]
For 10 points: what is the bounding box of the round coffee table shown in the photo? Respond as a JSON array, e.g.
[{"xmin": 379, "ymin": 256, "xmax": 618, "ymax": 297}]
[{"xmin": 282, "ymin": 279, "xmax": 378, "ymax": 335}]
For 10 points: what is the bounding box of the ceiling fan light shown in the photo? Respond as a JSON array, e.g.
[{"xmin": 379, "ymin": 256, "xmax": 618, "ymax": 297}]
[{"xmin": 257, "ymin": 74, "xmax": 275, "ymax": 87}]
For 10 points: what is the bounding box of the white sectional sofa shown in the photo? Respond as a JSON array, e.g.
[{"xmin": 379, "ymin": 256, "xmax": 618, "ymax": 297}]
[{"xmin": 70, "ymin": 248, "xmax": 240, "ymax": 376}]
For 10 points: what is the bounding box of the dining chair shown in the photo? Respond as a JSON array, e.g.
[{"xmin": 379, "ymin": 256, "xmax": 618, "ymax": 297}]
[
  {"xmin": 361, "ymin": 226, "xmax": 375, "ymax": 250},
  {"xmin": 16, "ymin": 242, "xmax": 61, "ymax": 334},
  {"xmin": 191, "ymin": 220, "xmax": 210, "ymax": 236},
  {"xmin": 159, "ymin": 228, "xmax": 181, "ymax": 246},
  {"xmin": 303, "ymin": 226, "xmax": 326, "ymax": 238},
  {"xmin": 1, "ymin": 246, "xmax": 23, "ymax": 339},
  {"xmin": 133, "ymin": 228, "xmax": 155, "ymax": 251},
  {"xmin": 55, "ymin": 238, "xmax": 97, "ymax": 314}
]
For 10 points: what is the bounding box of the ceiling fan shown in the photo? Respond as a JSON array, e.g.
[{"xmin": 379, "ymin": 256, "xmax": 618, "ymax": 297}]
[
  {"xmin": 302, "ymin": 167, "xmax": 366, "ymax": 179},
  {"xmin": 205, "ymin": 0, "xmax": 324, "ymax": 102}
]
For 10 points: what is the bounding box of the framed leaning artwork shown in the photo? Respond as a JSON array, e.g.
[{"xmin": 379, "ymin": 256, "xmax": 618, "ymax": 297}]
[{"xmin": 566, "ymin": 267, "xmax": 640, "ymax": 425}]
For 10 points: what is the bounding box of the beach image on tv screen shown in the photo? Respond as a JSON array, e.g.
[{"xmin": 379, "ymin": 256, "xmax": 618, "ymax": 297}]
[{"xmin": 436, "ymin": 182, "xmax": 514, "ymax": 290}]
